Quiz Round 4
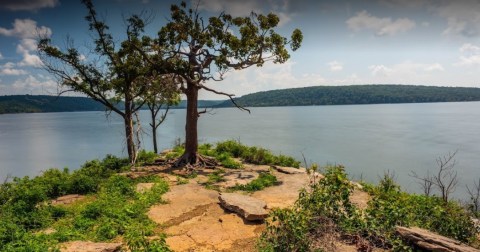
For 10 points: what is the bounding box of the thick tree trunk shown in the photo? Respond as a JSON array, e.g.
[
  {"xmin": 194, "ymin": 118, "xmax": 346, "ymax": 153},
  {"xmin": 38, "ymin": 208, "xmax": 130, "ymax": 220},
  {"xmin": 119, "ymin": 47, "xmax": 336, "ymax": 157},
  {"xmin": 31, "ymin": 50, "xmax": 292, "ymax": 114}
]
[
  {"xmin": 179, "ymin": 83, "xmax": 199, "ymax": 165},
  {"xmin": 124, "ymin": 100, "xmax": 136, "ymax": 164},
  {"xmin": 150, "ymin": 108, "xmax": 158, "ymax": 154}
]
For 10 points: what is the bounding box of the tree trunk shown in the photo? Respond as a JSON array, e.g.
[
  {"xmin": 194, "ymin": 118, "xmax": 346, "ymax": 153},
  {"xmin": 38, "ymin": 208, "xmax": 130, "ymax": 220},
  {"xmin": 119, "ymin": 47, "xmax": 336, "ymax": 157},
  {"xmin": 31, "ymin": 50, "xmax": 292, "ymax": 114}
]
[
  {"xmin": 179, "ymin": 83, "xmax": 199, "ymax": 165},
  {"xmin": 124, "ymin": 100, "xmax": 136, "ymax": 164},
  {"xmin": 150, "ymin": 107, "xmax": 158, "ymax": 154}
]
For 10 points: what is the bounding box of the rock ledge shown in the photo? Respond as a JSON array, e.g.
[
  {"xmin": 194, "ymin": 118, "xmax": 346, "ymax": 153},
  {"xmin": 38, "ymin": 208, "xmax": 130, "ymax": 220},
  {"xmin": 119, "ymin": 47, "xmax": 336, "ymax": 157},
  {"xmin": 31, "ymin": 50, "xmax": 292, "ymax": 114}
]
[{"xmin": 218, "ymin": 193, "xmax": 268, "ymax": 221}]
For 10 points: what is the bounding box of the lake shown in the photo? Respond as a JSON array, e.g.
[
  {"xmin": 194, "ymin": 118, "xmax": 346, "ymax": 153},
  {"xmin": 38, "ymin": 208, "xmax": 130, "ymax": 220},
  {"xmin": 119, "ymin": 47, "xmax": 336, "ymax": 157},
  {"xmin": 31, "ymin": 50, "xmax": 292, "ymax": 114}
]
[{"xmin": 1, "ymin": 102, "xmax": 479, "ymax": 199}]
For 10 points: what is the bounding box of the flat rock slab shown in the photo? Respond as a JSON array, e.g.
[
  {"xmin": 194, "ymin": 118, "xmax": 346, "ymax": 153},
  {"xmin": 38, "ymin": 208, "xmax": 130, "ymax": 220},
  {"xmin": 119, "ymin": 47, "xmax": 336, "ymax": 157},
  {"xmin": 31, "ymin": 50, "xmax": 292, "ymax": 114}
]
[
  {"xmin": 219, "ymin": 193, "xmax": 268, "ymax": 221},
  {"xmin": 51, "ymin": 194, "xmax": 85, "ymax": 206},
  {"xmin": 252, "ymin": 172, "xmax": 310, "ymax": 209},
  {"xmin": 272, "ymin": 165, "xmax": 306, "ymax": 174},
  {"xmin": 148, "ymin": 183, "xmax": 218, "ymax": 224},
  {"xmin": 396, "ymin": 226, "xmax": 480, "ymax": 252},
  {"xmin": 165, "ymin": 203, "xmax": 262, "ymax": 252},
  {"xmin": 60, "ymin": 241, "xmax": 122, "ymax": 252}
]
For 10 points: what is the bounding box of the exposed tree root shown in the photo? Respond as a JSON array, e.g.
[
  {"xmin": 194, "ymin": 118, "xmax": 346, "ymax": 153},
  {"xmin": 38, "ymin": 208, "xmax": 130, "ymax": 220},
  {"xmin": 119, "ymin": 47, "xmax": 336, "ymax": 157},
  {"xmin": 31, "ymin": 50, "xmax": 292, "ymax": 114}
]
[{"xmin": 173, "ymin": 153, "xmax": 218, "ymax": 169}]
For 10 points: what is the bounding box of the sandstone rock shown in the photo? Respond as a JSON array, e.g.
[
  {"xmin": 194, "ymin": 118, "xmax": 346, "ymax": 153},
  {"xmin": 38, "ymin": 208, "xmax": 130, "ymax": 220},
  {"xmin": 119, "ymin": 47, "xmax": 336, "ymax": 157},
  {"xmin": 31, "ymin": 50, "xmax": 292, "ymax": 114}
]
[
  {"xmin": 148, "ymin": 183, "xmax": 218, "ymax": 224},
  {"xmin": 395, "ymin": 226, "xmax": 480, "ymax": 252},
  {"xmin": 252, "ymin": 172, "xmax": 309, "ymax": 209},
  {"xmin": 271, "ymin": 165, "xmax": 306, "ymax": 174},
  {"xmin": 51, "ymin": 194, "xmax": 85, "ymax": 206},
  {"xmin": 165, "ymin": 203, "xmax": 262, "ymax": 251},
  {"xmin": 219, "ymin": 193, "xmax": 268, "ymax": 221},
  {"xmin": 136, "ymin": 183, "xmax": 154, "ymax": 193},
  {"xmin": 60, "ymin": 241, "xmax": 122, "ymax": 252}
]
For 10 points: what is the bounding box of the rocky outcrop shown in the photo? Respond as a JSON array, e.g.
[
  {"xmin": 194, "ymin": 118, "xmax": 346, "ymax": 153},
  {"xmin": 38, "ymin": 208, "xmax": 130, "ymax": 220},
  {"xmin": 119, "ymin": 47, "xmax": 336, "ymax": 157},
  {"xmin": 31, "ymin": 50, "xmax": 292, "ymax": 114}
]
[
  {"xmin": 271, "ymin": 165, "xmax": 306, "ymax": 174},
  {"xmin": 148, "ymin": 183, "xmax": 218, "ymax": 224},
  {"xmin": 51, "ymin": 194, "xmax": 85, "ymax": 206},
  {"xmin": 219, "ymin": 193, "xmax": 268, "ymax": 221},
  {"xmin": 60, "ymin": 241, "xmax": 122, "ymax": 252},
  {"xmin": 395, "ymin": 226, "xmax": 480, "ymax": 252}
]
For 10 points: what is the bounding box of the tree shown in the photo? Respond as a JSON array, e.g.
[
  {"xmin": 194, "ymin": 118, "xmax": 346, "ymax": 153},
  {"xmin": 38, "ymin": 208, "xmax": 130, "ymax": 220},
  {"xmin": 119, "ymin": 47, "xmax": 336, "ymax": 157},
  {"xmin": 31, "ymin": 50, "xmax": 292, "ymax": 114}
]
[
  {"xmin": 38, "ymin": 0, "xmax": 154, "ymax": 164},
  {"xmin": 411, "ymin": 151, "xmax": 459, "ymax": 202},
  {"xmin": 144, "ymin": 2, "xmax": 302, "ymax": 166},
  {"xmin": 143, "ymin": 74, "xmax": 180, "ymax": 153}
]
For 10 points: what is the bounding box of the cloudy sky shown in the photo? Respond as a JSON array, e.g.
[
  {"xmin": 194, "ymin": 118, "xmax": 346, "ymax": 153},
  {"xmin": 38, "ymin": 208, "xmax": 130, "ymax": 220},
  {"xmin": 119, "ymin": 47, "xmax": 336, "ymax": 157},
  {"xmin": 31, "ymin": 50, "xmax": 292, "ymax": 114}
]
[{"xmin": 0, "ymin": 0, "xmax": 480, "ymax": 99}]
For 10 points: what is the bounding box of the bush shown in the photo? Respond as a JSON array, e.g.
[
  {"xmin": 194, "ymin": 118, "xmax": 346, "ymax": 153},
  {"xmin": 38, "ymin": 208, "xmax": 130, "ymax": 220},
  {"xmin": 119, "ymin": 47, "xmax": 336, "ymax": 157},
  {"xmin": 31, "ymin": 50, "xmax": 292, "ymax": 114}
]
[
  {"xmin": 0, "ymin": 154, "xmax": 171, "ymax": 251},
  {"xmin": 260, "ymin": 165, "xmax": 479, "ymax": 251},
  {"xmin": 233, "ymin": 172, "xmax": 278, "ymax": 192}
]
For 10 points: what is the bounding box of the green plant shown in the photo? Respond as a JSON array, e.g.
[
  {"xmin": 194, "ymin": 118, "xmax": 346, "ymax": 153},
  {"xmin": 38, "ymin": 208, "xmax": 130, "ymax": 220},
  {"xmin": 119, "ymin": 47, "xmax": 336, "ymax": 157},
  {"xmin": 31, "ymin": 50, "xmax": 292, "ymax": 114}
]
[{"xmin": 233, "ymin": 172, "xmax": 278, "ymax": 192}]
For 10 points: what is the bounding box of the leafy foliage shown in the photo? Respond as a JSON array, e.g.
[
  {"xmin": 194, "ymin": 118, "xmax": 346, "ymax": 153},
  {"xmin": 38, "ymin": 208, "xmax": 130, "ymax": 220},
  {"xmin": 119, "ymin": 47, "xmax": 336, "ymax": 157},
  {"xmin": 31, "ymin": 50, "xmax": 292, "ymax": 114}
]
[
  {"xmin": 259, "ymin": 165, "xmax": 478, "ymax": 251},
  {"xmin": 0, "ymin": 154, "xmax": 171, "ymax": 251},
  {"xmin": 232, "ymin": 172, "xmax": 278, "ymax": 192}
]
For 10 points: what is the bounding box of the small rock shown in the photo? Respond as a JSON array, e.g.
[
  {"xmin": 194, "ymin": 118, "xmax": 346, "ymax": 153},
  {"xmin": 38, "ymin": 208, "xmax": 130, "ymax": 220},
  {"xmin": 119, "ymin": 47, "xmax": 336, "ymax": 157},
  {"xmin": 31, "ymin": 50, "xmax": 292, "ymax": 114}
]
[
  {"xmin": 160, "ymin": 149, "xmax": 173, "ymax": 155},
  {"xmin": 60, "ymin": 241, "xmax": 122, "ymax": 252},
  {"xmin": 136, "ymin": 183, "xmax": 155, "ymax": 193},
  {"xmin": 271, "ymin": 165, "xmax": 306, "ymax": 174},
  {"xmin": 219, "ymin": 193, "xmax": 268, "ymax": 221},
  {"xmin": 51, "ymin": 194, "xmax": 85, "ymax": 206}
]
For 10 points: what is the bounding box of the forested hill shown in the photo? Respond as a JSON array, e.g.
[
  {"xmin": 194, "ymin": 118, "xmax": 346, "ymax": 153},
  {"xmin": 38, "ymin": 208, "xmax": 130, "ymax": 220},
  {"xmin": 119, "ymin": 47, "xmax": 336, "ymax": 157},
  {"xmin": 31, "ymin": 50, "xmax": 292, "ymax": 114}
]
[
  {"xmin": 0, "ymin": 95, "xmax": 110, "ymax": 114},
  {"xmin": 218, "ymin": 85, "xmax": 480, "ymax": 107},
  {"xmin": 0, "ymin": 95, "xmax": 224, "ymax": 114}
]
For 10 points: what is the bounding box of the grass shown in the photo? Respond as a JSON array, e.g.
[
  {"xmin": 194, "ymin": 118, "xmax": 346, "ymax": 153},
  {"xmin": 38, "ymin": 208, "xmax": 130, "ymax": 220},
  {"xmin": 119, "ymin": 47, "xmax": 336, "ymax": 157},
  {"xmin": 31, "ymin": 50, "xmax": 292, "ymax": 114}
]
[
  {"xmin": 0, "ymin": 153, "xmax": 172, "ymax": 251},
  {"xmin": 232, "ymin": 172, "xmax": 278, "ymax": 192},
  {"xmin": 165, "ymin": 140, "xmax": 301, "ymax": 169}
]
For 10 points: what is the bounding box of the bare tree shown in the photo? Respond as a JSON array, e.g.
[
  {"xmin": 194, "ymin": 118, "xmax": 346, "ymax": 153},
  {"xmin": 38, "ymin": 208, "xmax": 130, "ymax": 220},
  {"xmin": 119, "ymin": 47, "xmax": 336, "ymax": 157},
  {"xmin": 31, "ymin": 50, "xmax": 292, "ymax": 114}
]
[
  {"xmin": 411, "ymin": 151, "xmax": 459, "ymax": 202},
  {"xmin": 410, "ymin": 170, "xmax": 434, "ymax": 197},
  {"xmin": 467, "ymin": 178, "xmax": 480, "ymax": 213}
]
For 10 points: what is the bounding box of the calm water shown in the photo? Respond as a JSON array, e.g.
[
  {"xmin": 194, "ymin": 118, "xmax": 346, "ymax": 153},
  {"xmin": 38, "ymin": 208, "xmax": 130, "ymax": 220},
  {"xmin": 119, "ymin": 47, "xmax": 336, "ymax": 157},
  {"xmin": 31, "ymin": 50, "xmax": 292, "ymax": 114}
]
[{"xmin": 1, "ymin": 102, "xmax": 479, "ymax": 199}]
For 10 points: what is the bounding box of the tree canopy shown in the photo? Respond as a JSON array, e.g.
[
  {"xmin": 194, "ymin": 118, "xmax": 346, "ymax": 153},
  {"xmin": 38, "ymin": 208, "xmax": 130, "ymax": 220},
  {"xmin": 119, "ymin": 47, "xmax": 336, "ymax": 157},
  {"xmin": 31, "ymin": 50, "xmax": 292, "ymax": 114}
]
[{"xmin": 139, "ymin": 1, "xmax": 303, "ymax": 166}]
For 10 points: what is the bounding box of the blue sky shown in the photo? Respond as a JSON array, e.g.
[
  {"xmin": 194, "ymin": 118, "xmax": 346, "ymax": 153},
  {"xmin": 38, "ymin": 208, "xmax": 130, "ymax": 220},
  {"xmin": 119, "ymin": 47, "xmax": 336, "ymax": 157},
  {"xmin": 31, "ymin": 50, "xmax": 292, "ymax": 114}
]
[{"xmin": 0, "ymin": 0, "xmax": 479, "ymax": 99}]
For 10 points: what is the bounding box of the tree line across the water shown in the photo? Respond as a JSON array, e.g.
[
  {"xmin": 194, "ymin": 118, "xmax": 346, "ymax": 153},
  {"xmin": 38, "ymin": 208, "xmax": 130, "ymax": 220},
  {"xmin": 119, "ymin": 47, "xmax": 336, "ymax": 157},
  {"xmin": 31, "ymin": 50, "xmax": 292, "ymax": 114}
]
[
  {"xmin": 218, "ymin": 84, "xmax": 480, "ymax": 107},
  {"xmin": 0, "ymin": 95, "xmax": 223, "ymax": 114},
  {"xmin": 3, "ymin": 84, "xmax": 480, "ymax": 114}
]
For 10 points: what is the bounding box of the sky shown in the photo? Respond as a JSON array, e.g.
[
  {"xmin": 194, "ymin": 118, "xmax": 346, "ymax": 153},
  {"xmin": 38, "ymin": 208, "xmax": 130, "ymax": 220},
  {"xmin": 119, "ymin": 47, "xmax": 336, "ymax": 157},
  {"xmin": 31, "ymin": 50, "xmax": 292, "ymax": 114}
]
[{"xmin": 0, "ymin": 0, "xmax": 480, "ymax": 100}]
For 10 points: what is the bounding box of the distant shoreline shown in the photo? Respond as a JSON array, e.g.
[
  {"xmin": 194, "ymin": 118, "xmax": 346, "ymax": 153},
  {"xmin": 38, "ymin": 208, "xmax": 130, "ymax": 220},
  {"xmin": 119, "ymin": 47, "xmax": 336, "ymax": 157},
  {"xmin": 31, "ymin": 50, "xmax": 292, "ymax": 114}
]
[{"xmin": 2, "ymin": 84, "xmax": 480, "ymax": 114}]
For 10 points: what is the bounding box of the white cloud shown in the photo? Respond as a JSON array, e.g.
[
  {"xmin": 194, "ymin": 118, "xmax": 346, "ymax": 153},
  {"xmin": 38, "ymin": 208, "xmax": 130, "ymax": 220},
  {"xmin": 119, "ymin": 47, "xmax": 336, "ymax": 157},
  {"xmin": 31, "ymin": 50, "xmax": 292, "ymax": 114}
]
[
  {"xmin": 328, "ymin": 61, "xmax": 343, "ymax": 72},
  {"xmin": 346, "ymin": 10, "xmax": 416, "ymax": 36},
  {"xmin": 11, "ymin": 75, "xmax": 57, "ymax": 94},
  {"xmin": 436, "ymin": 0, "xmax": 480, "ymax": 37},
  {"xmin": 0, "ymin": 52, "xmax": 3, "ymax": 60},
  {"xmin": 424, "ymin": 63, "xmax": 444, "ymax": 71},
  {"xmin": 0, "ymin": 19, "xmax": 52, "ymax": 39},
  {"xmin": 455, "ymin": 43, "xmax": 480, "ymax": 67},
  {"xmin": 15, "ymin": 38, "xmax": 43, "ymax": 67},
  {"xmin": 0, "ymin": 62, "xmax": 28, "ymax": 76},
  {"xmin": 367, "ymin": 61, "xmax": 445, "ymax": 83},
  {"xmin": 0, "ymin": 0, "xmax": 58, "ymax": 11},
  {"xmin": 460, "ymin": 43, "xmax": 480, "ymax": 54},
  {"xmin": 369, "ymin": 64, "xmax": 392, "ymax": 77}
]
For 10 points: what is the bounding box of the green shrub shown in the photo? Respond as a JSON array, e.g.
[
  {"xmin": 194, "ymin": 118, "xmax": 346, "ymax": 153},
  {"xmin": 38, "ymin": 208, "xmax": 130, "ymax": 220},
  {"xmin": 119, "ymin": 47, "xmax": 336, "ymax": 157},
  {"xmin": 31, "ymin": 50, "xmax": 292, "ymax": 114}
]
[
  {"xmin": 260, "ymin": 165, "xmax": 478, "ymax": 251},
  {"xmin": 233, "ymin": 172, "xmax": 278, "ymax": 192},
  {"xmin": 0, "ymin": 154, "xmax": 171, "ymax": 251},
  {"xmin": 136, "ymin": 150, "xmax": 158, "ymax": 165}
]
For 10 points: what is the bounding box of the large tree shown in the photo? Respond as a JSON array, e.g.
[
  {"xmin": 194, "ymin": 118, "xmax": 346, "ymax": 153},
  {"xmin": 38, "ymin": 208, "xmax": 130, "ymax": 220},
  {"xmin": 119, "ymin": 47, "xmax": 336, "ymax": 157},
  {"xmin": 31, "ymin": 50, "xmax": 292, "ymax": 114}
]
[
  {"xmin": 38, "ymin": 0, "xmax": 154, "ymax": 163},
  {"xmin": 145, "ymin": 2, "xmax": 303, "ymax": 166}
]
